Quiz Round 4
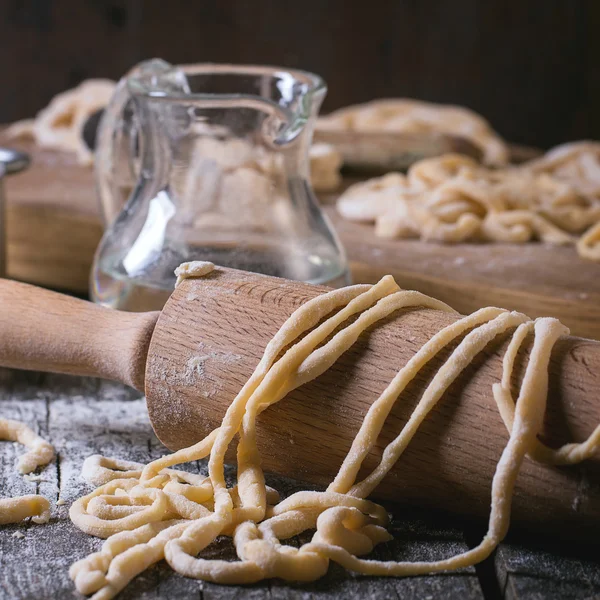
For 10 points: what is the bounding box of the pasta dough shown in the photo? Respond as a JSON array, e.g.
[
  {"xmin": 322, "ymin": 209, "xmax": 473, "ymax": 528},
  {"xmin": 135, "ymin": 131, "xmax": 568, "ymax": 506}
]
[
  {"xmin": 174, "ymin": 261, "xmax": 215, "ymax": 286},
  {"xmin": 66, "ymin": 265, "xmax": 599, "ymax": 600},
  {"xmin": 317, "ymin": 98, "xmax": 509, "ymax": 166},
  {"xmin": 336, "ymin": 150, "xmax": 600, "ymax": 259},
  {"xmin": 6, "ymin": 79, "xmax": 116, "ymax": 166},
  {"xmin": 527, "ymin": 140, "xmax": 600, "ymax": 198},
  {"xmin": 0, "ymin": 418, "xmax": 54, "ymax": 525}
]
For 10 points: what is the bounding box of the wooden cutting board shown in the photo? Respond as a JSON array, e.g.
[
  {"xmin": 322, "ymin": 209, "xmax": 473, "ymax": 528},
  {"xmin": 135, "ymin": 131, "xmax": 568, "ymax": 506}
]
[{"xmin": 3, "ymin": 133, "xmax": 600, "ymax": 340}]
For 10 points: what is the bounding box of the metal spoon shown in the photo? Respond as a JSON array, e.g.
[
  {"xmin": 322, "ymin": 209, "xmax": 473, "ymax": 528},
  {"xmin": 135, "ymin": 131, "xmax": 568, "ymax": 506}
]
[{"xmin": 0, "ymin": 148, "xmax": 30, "ymax": 277}]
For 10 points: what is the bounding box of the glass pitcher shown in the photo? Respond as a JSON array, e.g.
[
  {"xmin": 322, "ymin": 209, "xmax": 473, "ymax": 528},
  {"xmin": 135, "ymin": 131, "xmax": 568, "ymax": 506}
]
[{"xmin": 91, "ymin": 59, "xmax": 350, "ymax": 311}]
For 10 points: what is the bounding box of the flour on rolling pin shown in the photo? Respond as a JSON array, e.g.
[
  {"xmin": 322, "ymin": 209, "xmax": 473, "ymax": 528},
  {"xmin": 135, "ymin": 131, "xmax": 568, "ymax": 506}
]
[
  {"xmin": 174, "ymin": 261, "xmax": 215, "ymax": 287},
  {"xmin": 174, "ymin": 260, "xmax": 237, "ymax": 398}
]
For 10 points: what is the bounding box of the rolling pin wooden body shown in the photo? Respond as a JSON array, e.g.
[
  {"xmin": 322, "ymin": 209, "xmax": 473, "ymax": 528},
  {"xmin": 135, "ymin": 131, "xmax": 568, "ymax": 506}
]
[{"xmin": 0, "ymin": 268, "xmax": 598, "ymax": 536}]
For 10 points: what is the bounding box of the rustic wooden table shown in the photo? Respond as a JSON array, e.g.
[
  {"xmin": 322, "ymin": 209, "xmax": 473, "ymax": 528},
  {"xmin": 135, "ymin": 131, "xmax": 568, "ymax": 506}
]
[{"xmin": 1, "ymin": 368, "xmax": 599, "ymax": 599}]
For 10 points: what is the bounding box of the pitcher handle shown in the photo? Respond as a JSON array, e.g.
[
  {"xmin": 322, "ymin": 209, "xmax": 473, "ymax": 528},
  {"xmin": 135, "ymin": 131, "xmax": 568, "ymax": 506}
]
[{"xmin": 95, "ymin": 58, "xmax": 177, "ymax": 226}]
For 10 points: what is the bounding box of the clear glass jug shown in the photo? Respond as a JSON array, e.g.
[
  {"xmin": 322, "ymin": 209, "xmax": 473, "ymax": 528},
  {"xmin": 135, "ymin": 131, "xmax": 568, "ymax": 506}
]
[{"xmin": 91, "ymin": 59, "xmax": 350, "ymax": 311}]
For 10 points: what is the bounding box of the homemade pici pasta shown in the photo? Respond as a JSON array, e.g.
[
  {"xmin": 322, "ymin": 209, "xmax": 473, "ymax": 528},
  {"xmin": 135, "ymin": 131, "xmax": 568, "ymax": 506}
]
[{"xmin": 65, "ymin": 265, "xmax": 600, "ymax": 600}]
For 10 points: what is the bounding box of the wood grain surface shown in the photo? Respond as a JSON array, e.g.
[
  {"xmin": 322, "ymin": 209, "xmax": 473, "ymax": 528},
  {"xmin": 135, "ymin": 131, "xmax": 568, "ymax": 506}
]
[{"xmin": 146, "ymin": 267, "xmax": 600, "ymax": 537}]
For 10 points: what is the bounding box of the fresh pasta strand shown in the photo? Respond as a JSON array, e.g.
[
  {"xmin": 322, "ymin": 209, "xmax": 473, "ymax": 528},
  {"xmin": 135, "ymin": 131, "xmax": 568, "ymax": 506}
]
[
  {"xmin": 0, "ymin": 418, "xmax": 54, "ymax": 525},
  {"xmin": 302, "ymin": 318, "xmax": 568, "ymax": 576},
  {"xmin": 65, "ymin": 268, "xmax": 600, "ymax": 599},
  {"xmin": 493, "ymin": 322, "xmax": 600, "ymax": 465},
  {"xmin": 328, "ymin": 306, "xmax": 506, "ymax": 494}
]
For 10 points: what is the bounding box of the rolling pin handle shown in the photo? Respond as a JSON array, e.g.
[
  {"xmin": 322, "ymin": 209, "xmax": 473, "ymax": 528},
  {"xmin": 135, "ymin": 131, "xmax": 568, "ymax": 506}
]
[{"xmin": 0, "ymin": 279, "xmax": 159, "ymax": 391}]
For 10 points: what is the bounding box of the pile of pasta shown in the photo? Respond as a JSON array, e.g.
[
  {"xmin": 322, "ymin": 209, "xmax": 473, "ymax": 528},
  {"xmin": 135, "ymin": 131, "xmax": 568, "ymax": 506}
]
[
  {"xmin": 62, "ymin": 268, "xmax": 599, "ymax": 600},
  {"xmin": 336, "ymin": 141, "xmax": 600, "ymax": 261}
]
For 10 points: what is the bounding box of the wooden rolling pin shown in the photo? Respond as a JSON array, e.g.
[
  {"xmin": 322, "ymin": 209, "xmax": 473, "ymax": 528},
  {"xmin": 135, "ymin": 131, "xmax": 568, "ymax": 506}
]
[{"xmin": 0, "ymin": 267, "xmax": 598, "ymax": 537}]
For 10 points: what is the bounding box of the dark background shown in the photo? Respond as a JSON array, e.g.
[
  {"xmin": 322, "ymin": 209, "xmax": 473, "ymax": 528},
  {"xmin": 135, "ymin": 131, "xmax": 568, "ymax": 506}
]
[{"xmin": 1, "ymin": 0, "xmax": 599, "ymax": 149}]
